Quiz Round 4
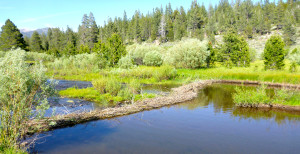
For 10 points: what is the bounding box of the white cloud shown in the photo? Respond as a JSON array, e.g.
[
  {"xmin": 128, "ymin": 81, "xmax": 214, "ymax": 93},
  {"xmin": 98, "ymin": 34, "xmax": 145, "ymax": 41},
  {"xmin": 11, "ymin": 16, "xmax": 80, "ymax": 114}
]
[{"xmin": 19, "ymin": 11, "xmax": 77, "ymax": 24}]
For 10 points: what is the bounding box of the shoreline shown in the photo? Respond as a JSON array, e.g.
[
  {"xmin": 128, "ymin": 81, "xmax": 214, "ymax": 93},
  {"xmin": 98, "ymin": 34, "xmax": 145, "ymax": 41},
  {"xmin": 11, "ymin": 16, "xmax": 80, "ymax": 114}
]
[{"xmin": 27, "ymin": 79, "xmax": 300, "ymax": 134}]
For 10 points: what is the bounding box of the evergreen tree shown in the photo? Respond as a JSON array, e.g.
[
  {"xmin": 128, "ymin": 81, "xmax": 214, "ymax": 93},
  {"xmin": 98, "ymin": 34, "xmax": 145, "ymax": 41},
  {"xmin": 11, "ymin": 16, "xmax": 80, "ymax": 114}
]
[
  {"xmin": 222, "ymin": 30, "xmax": 250, "ymax": 67},
  {"xmin": 264, "ymin": 35, "xmax": 285, "ymax": 70},
  {"xmin": 0, "ymin": 19, "xmax": 26, "ymax": 51},
  {"xmin": 150, "ymin": 8, "xmax": 162, "ymax": 41},
  {"xmin": 40, "ymin": 32, "xmax": 49, "ymax": 51},
  {"xmin": 63, "ymin": 41, "xmax": 76, "ymax": 55},
  {"xmin": 29, "ymin": 31, "xmax": 42, "ymax": 52},
  {"xmin": 106, "ymin": 33, "xmax": 126, "ymax": 66},
  {"xmin": 88, "ymin": 12, "xmax": 99, "ymax": 48},
  {"xmin": 283, "ymin": 12, "xmax": 297, "ymax": 46}
]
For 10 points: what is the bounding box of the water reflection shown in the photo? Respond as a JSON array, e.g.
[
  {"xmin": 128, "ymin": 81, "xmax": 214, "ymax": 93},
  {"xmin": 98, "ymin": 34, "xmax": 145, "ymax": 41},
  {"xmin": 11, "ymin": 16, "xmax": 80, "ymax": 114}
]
[
  {"xmin": 31, "ymin": 84, "xmax": 300, "ymax": 154},
  {"xmin": 177, "ymin": 84, "xmax": 300, "ymax": 125}
]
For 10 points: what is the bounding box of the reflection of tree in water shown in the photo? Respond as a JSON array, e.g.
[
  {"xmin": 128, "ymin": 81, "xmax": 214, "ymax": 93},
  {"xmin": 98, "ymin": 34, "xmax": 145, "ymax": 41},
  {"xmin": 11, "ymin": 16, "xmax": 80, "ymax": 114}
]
[
  {"xmin": 175, "ymin": 84, "xmax": 300, "ymax": 125},
  {"xmin": 232, "ymin": 107, "xmax": 300, "ymax": 125},
  {"xmin": 176, "ymin": 84, "xmax": 237, "ymax": 113}
]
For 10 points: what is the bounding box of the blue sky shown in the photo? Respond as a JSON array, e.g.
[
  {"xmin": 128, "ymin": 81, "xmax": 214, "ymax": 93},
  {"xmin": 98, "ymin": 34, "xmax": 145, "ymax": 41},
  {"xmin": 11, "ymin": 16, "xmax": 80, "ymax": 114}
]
[{"xmin": 1, "ymin": 0, "xmax": 264, "ymax": 31}]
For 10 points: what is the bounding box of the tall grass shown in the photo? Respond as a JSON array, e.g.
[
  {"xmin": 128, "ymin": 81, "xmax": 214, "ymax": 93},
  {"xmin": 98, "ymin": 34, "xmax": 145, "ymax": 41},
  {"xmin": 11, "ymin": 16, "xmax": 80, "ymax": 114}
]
[{"xmin": 233, "ymin": 85, "xmax": 300, "ymax": 107}]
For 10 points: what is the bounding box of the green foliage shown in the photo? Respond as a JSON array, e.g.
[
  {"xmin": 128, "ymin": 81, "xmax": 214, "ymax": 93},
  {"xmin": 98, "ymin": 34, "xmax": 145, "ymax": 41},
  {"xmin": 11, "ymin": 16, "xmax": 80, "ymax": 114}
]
[
  {"xmin": 143, "ymin": 50, "xmax": 163, "ymax": 66},
  {"xmin": 222, "ymin": 31, "xmax": 250, "ymax": 67},
  {"xmin": 105, "ymin": 33, "xmax": 126, "ymax": 66},
  {"xmin": 289, "ymin": 61, "xmax": 297, "ymax": 73},
  {"xmin": 49, "ymin": 53, "xmax": 100, "ymax": 75},
  {"xmin": 105, "ymin": 78, "xmax": 122, "ymax": 96},
  {"xmin": 263, "ymin": 35, "xmax": 285, "ymax": 70},
  {"xmin": 233, "ymin": 85, "xmax": 271, "ymax": 107},
  {"xmin": 165, "ymin": 39, "xmax": 209, "ymax": 69},
  {"xmin": 0, "ymin": 49, "xmax": 55, "ymax": 151},
  {"xmin": 234, "ymin": 85, "xmax": 300, "ymax": 107},
  {"xmin": 92, "ymin": 78, "xmax": 121, "ymax": 96},
  {"xmin": 29, "ymin": 31, "xmax": 43, "ymax": 52},
  {"xmin": 206, "ymin": 42, "xmax": 216, "ymax": 68},
  {"xmin": 128, "ymin": 79, "xmax": 142, "ymax": 94},
  {"xmin": 0, "ymin": 19, "xmax": 27, "ymax": 51},
  {"xmin": 127, "ymin": 43, "xmax": 165, "ymax": 65},
  {"xmin": 25, "ymin": 52, "xmax": 55, "ymax": 62},
  {"xmin": 289, "ymin": 48, "xmax": 300, "ymax": 65},
  {"xmin": 118, "ymin": 55, "xmax": 134, "ymax": 69},
  {"xmin": 283, "ymin": 11, "xmax": 296, "ymax": 46}
]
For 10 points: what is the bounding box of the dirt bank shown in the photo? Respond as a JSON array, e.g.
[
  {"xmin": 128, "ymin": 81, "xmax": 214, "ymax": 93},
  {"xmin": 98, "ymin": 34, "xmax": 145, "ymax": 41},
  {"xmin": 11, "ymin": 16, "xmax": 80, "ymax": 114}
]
[{"xmin": 28, "ymin": 80, "xmax": 214, "ymax": 133}]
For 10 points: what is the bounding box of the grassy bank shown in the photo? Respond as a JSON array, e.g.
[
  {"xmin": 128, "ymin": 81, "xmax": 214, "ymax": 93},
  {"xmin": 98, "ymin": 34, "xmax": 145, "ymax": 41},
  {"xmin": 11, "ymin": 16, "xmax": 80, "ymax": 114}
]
[
  {"xmin": 233, "ymin": 85, "xmax": 300, "ymax": 107},
  {"xmin": 48, "ymin": 60, "xmax": 300, "ymax": 85},
  {"xmin": 59, "ymin": 87, "xmax": 156, "ymax": 105}
]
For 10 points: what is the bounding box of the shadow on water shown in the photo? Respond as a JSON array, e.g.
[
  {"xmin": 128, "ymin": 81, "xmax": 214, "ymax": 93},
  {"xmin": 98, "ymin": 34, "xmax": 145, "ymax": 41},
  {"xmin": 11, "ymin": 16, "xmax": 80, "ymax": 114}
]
[{"xmin": 31, "ymin": 84, "xmax": 300, "ymax": 154}]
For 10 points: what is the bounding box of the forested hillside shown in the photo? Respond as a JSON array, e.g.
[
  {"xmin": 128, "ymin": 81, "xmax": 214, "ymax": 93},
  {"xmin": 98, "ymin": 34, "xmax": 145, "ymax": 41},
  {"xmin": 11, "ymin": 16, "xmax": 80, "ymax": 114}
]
[{"xmin": 0, "ymin": 0, "xmax": 299, "ymax": 55}]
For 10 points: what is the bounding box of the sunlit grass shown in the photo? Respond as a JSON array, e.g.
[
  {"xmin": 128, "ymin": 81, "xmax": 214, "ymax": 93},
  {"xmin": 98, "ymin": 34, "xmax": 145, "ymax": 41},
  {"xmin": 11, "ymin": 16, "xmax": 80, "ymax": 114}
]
[
  {"xmin": 59, "ymin": 87, "xmax": 156, "ymax": 104},
  {"xmin": 48, "ymin": 60, "xmax": 300, "ymax": 84}
]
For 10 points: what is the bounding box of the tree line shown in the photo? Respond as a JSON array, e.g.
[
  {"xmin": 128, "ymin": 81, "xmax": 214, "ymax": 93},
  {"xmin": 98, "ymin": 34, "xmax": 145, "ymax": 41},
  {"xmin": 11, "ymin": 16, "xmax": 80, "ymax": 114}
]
[{"xmin": 0, "ymin": 0, "xmax": 299, "ymax": 55}]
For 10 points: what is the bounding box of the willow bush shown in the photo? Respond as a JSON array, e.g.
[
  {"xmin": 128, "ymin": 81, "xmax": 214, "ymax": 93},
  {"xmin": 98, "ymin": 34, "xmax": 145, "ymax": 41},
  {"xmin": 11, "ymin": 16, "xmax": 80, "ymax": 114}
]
[
  {"xmin": 0, "ymin": 49, "xmax": 55, "ymax": 152},
  {"xmin": 164, "ymin": 39, "xmax": 209, "ymax": 69}
]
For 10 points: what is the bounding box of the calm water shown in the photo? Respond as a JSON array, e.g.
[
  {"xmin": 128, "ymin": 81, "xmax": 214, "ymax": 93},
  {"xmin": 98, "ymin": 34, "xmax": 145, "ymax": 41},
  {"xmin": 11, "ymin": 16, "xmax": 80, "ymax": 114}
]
[{"xmin": 31, "ymin": 84, "xmax": 300, "ymax": 154}]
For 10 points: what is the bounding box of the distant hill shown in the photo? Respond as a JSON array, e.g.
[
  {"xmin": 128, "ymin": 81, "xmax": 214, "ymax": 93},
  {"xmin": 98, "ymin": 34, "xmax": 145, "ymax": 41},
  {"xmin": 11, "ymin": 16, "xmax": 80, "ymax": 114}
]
[{"xmin": 20, "ymin": 27, "xmax": 49, "ymax": 38}]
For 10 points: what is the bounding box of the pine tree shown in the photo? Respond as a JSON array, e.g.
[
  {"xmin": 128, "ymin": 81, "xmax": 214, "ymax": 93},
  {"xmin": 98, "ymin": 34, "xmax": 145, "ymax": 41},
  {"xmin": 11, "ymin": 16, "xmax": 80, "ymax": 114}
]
[
  {"xmin": 283, "ymin": 12, "xmax": 297, "ymax": 46},
  {"xmin": 106, "ymin": 33, "xmax": 126, "ymax": 66},
  {"xmin": 40, "ymin": 32, "xmax": 49, "ymax": 51},
  {"xmin": 264, "ymin": 35, "xmax": 285, "ymax": 70},
  {"xmin": 63, "ymin": 41, "xmax": 76, "ymax": 55},
  {"xmin": 78, "ymin": 14, "xmax": 89, "ymax": 46},
  {"xmin": 150, "ymin": 8, "xmax": 162, "ymax": 41},
  {"xmin": 88, "ymin": 12, "xmax": 99, "ymax": 48},
  {"xmin": 0, "ymin": 19, "xmax": 26, "ymax": 51},
  {"xmin": 29, "ymin": 31, "xmax": 43, "ymax": 52},
  {"xmin": 222, "ymin": 30, "xmax": 250, "ymax": 67}
]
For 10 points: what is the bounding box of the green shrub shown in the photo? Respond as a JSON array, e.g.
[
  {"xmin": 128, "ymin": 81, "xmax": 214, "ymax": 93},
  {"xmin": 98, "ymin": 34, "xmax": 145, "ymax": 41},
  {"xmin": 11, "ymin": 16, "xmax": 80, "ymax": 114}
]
[
  {"xmin": 117, "ymin": 88, "xmax": 134, "ymax": 101},
  {"xmin": 143, "ymin": 50, "xmax": 163, "ymax": 66},
  {"xmin": 25, "ymin": 52, "xmax": 55, "ymax": 62},
  {"xmin": 118, "ymin": 55, "xmax": 134, "ymax": 69},
  {"xmin": 0, "ymin": 49, "xmax": 55, "ymax": 151},
  {"xmin": 128, "ymin": 79, "xmax": 142, "ymax": 94},
  {"xmin": 49, "ymin": 53, "xmax": 101, "ymax": 73},
  {"xmin": 105, "ymin": 78, "xmax": 122, "ymax": 96},
  {"xmin": 222, "ymin": 31, "xmax": 250, "ymax": 67},
  {"xmin": 165, "ymin": 39, "xmax": 209, "ymax": 69},
  {"xmin": 154, "ymin": 65, "xmax": 177, "ymax": 81},
  {"xmin": 289, "ymin": 61, "xmax": 297, "ymax": 72},
  {"xmin": 263, "ymin": 35, "xmax": 285, "ymax": 70},
  {"xmin": 127, "ymin": 43, "xmax": 165, "ymax": 65},
  {"xmin": 92, "ymin": 78, "xmax": 108, "ymax": 94},
  {"xmin": 289, "ymin": 47, "xmax": 300, "ymax": 65},
  {"xmin": 0, "ymin": 51, "xmax": 6, "ymax": 58}
]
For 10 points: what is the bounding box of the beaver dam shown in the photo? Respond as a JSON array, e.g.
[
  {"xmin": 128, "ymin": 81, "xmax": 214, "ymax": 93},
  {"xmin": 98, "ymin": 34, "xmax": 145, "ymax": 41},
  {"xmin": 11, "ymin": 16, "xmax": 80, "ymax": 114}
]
[{"xmin": 28, "ymin": 80, "xmax": 300, "ymax": 153}]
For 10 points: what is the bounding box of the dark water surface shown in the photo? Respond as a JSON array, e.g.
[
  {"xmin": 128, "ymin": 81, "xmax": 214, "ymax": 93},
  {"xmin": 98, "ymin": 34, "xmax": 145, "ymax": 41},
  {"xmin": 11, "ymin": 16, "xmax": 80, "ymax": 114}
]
[{"xmin": 31, "ymin": 84, "xmax": 300, "ymax": 154}]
